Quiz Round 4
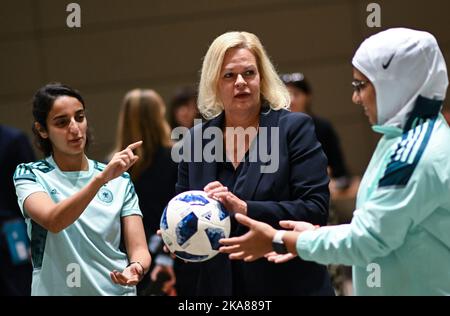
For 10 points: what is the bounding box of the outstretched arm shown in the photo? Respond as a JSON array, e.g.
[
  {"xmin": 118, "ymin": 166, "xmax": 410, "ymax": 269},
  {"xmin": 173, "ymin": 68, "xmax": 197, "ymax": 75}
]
[
  {"xmin": 219, "ymin": 213, "xmax": 315, "ymax": 262},
  {"xmin": 21, "ymin": 141, "xmax": 142, "ymax": 233}
]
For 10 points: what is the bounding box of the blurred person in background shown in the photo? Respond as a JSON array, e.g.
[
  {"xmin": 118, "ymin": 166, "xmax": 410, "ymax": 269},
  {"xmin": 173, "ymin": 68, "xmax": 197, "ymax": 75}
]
[
  {"xmin": 168, "ymin": 86, "xmax": 200, "ymax": 130},
  {"xmin": 112, "ymin": 89, "xmax": 177, "ymax": 295},
  {"xmin": 0, "ymin": 125, "xmax": 35, "ymax": 295},
  {"xmin": 281, "ymin": 72, "xmax": 352, "ymax": 191},
  {"xmin": 281, "ymin": 73, "xmax": 357, "ymax": 294}
]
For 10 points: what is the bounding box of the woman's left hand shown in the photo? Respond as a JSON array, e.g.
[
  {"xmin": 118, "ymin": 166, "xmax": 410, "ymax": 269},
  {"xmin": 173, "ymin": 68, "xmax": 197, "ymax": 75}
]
[
  {"xmin": 110, "ymin": 263, "xmax": 144, "ymax": 286},
  {"xmin": 204, "ymin": 181, "xmax": 247, "ymax": 215}
]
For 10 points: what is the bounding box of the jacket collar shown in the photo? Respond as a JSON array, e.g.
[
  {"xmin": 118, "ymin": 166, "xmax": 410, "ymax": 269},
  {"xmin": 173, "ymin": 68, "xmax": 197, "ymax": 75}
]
[{"xmin": 372, "ymin": 95, "xmax": 442, "ymax": 138}]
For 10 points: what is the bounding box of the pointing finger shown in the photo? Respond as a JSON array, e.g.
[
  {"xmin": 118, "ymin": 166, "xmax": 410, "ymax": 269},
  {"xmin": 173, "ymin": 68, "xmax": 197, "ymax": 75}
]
[{"xmin": 127, "ymin": 140, "xmax": 143, "ymax": 151}]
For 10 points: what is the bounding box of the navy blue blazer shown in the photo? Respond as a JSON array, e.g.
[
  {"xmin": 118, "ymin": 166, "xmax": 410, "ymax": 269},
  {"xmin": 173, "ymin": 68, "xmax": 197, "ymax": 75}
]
[{"xmin": 176, "ymin": 107, "xmax": 334, "ymax": 296}]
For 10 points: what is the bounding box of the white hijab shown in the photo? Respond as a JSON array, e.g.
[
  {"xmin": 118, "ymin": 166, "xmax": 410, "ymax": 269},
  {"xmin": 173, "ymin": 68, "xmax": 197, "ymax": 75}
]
[{"xmin": 352, "ymin": 28, "xmax": 448, "ymax": 128}]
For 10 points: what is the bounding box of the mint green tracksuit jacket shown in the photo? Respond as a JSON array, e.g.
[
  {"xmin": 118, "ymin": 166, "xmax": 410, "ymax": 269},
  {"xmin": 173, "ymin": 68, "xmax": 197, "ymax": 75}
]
[{"xmin": 296, "ymin": 28, "xmax": 450, "ymax": 295}]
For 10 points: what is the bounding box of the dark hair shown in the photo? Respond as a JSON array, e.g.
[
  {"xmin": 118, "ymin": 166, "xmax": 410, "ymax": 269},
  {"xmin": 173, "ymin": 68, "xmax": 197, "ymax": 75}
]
[
  {"xmin": 32, "ymin": 83, "xmax": 90, "ymax": 156},
  {"xmin": 280, "ymin": 72, "xmax": 312, "ymax": 95},
  {"xmin": 168, "ymin": 86, "xmax": 199, "ymax": 129}
]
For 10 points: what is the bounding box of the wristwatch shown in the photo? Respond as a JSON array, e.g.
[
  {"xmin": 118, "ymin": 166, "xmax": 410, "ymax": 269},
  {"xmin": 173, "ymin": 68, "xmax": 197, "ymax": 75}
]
[{"xmin": 272, "ymin": 230, "xmax": 288, "ymax": 254}]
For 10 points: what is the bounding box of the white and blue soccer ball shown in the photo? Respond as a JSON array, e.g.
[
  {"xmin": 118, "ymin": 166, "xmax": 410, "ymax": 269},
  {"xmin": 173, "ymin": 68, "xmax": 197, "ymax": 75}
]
[{"xmin": 160, "ymin": 190, "xmax": 231, "ymax": 262}]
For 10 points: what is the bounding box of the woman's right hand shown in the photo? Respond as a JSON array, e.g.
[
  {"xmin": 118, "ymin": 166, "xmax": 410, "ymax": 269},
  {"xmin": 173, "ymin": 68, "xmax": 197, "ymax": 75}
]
[
  {"xmin": 204, "ymin": 181, "xmax": 247, "ymax": 215},
  {"xmin": 99, "ymin": 141, "xmax": 142, "ymax": 183}
]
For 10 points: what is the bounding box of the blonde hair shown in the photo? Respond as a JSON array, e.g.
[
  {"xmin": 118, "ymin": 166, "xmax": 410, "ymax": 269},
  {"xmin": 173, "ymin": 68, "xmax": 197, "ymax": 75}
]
[
  {"xmin": 112, "ymin": 89, "xmax": 172, "ymax": 180},
  {"xmin": 198, "ymin": 31, "xmax": 290, "ymax": 119}
]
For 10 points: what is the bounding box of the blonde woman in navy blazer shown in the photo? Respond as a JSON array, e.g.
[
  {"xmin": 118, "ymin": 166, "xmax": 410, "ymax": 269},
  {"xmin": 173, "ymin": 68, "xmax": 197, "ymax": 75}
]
[{"xmin": 175, "ymin": 31, "xmax": 334, "ymax": 296}]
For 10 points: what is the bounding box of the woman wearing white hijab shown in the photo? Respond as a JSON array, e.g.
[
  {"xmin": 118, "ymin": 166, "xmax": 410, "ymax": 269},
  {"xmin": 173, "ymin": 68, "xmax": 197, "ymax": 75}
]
[{"xmin": 219, "ymin": 28, "xmax": 450, "ymax": 295}]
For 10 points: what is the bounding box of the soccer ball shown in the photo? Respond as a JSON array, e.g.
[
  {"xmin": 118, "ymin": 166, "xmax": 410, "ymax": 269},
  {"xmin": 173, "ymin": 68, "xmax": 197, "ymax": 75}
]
[{"xmin": 160, "ymin": 190, "xmax": 231, "ymax": 262}]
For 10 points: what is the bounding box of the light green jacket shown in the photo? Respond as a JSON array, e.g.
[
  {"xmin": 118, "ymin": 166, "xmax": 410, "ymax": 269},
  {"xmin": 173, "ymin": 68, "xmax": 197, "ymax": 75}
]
[{"xmin": 297, "ymin": 114, "xmax": 450, "ymax": 295}]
